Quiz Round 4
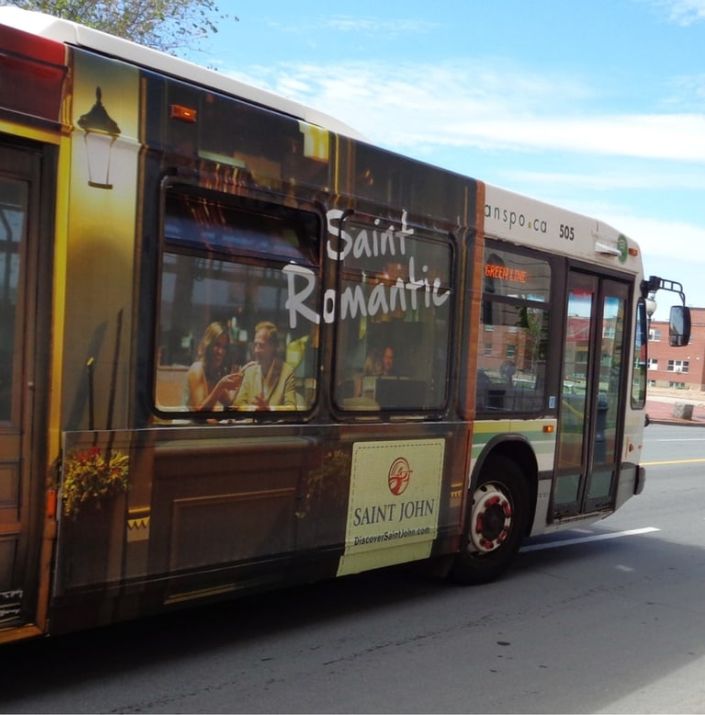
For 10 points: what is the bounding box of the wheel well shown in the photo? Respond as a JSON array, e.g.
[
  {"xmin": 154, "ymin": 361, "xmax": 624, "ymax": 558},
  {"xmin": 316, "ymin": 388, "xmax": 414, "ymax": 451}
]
[{"xmin": 473, "ymin": 438, "xmax": 538, "ymax": 536}]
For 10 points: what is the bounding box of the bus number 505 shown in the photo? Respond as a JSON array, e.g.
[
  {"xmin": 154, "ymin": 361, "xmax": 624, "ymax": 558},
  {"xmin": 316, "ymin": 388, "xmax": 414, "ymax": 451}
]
[{"xmin": 560, "ymin": 224, "xmax": 575, "ymax": 240}]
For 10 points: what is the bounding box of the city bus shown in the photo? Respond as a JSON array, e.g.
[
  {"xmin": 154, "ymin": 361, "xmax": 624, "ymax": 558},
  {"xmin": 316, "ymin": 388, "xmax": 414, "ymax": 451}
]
[{"xmin": 0, "ymin": 7, "xmax": 691, "ymax": 644}]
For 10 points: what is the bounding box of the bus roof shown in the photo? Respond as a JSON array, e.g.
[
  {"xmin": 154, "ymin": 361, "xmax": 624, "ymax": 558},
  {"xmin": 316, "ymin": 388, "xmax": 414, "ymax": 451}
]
[{"xmin": 0, "ymin": 6, "xmax": 364, "ymax": 141}]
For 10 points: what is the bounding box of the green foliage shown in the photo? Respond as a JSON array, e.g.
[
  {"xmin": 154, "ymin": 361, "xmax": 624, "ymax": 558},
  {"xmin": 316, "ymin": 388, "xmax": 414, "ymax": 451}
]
[
  {"xmin": 62, "ymin": 447, "xmax": 129, "ymax": 518},
  {"xmin": 4, "ymin": 0, "xmax": 234, "ymax": 54}
]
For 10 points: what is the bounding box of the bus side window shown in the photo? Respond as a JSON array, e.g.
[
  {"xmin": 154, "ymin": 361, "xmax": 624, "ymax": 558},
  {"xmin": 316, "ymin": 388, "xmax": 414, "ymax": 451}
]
[
  {"xmin": 477, "ymin": 246, "xmax": 551, "ymax": 414},
  {"xmin": 154, "ymin": 186, "xmax": 321, "ymax": 418},
  {"xmin": 631, "ymin": 298, "xmax": 647, "ymax": 409},
  {"xmin": 332, "ymin": 217, "xmax": 454, "ymax": 413}
]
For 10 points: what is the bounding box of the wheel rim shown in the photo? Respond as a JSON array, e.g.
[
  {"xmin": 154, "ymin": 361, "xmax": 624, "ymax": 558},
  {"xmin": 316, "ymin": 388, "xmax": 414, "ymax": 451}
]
[{"xmin": 469, "ymin": 483, "xmax": 513, "ymax": 553}]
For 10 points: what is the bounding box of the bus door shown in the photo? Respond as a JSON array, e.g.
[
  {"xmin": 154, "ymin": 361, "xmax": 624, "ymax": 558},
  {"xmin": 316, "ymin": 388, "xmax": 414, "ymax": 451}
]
[
  {"xmin": 553, "ymin": 269, "xmax": 630, "ymax": 518},
  {"xmin": 0, "ymin": 142, "xmax": 47, "ymax": 627}
]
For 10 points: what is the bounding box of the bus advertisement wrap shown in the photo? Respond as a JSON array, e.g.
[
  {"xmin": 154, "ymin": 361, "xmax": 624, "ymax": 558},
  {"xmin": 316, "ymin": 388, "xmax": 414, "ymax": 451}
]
[{"xmin": 0, "ymin": 7, "xmax": 691, "ymax": 644}]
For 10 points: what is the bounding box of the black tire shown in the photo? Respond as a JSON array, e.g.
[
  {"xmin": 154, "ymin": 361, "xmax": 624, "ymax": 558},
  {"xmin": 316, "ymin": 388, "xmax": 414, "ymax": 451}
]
[{"xmin": 450, "ymin": 454, "xmax": 529, "ymax": 585}]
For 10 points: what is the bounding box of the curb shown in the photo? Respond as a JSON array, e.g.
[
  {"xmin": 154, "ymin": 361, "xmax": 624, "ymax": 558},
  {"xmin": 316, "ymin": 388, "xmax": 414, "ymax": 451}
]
[
  {"xmin": 645, "ymin": 412, "xmax": 705, "ymax": 427},
  {"xmin": 647, "ymin": 418, "xmax": 705, "ymax": 427}
]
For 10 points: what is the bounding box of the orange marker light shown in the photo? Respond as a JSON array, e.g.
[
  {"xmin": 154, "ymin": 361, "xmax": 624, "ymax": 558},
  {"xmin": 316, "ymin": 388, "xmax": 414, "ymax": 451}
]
[
  {"xmin": 170, "ymin": 104, "xmax": 198, "ymax": 123},
  {"xmin": 46, "ymin": 488, "xmax": 57, "ymax": 520}
]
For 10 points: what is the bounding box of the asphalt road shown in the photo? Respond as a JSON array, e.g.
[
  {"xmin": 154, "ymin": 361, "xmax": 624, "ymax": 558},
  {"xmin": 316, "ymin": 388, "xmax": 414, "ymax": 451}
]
[{"xmin": 2, "ymin": 423, "xmax": 705, "ymax": 714}]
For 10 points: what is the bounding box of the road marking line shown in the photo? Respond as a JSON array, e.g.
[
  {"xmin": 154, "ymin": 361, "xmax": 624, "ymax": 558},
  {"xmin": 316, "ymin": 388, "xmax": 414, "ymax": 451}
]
[
  {"xmin": 649, "ymin": 437, "xmax": 705, "ymax": 444},
  {"xmin": 520, "ymin": 527, "xmax": 660, "ymax": 553},
  {"xmin": 651, "ymin": 438, "xmax": 705, "ymax": 442},
  {"xmin": 642, "ymin": 458, "xmax": 705, "ymax": 466}
]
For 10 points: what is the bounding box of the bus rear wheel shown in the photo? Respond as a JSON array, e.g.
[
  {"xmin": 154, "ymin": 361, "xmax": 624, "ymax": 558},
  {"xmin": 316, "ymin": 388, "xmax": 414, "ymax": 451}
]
[{"xmin": 450, "ymin": 454, "xmax": 529, "ymax": 585}]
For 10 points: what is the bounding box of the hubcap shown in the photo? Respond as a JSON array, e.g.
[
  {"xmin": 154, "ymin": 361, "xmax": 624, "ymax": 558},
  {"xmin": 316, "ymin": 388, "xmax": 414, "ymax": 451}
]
[{"xmin": 470, "ymin": 483, "xmax": 512, "ymax": 553}]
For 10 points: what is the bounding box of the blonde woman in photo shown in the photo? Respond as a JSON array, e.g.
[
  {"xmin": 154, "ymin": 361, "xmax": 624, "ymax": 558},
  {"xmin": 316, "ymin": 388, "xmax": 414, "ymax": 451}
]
[{"xmin": 185, "ymin": 321, "xmax": 244, "ymax": 411}]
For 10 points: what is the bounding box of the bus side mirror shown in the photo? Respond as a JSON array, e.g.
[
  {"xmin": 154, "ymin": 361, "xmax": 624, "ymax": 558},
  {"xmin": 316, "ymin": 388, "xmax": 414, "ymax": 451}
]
[{"xmin": 669, "ymin": 305, "xmax": 691, "ymax": 347}]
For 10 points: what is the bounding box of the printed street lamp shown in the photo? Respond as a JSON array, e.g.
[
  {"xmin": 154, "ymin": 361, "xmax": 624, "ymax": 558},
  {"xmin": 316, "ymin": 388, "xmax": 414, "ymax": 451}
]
[{"xmin": 78, "ymin": 86, "xmax": 121, "ymax": 189}]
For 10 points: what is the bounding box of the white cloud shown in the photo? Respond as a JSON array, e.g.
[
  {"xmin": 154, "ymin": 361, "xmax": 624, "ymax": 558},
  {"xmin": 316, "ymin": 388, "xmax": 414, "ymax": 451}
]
[
  {"xmin": 227, "ymin": 60, "xmax": 705, "ymax": 164},
  {"xmin": 668, "ymin": 73, "xmax": 705, "ymax": 109},
  {"xmin": 603, "ymin": 213, "xmax": 705, "ymax": 259},
  {"xmin": 323, "ymin": 16, "xmax": 439, "ymax": 35},
  {"xmin": 441, "ymin": 115, "xmax": 705, "ymax": 161},
  {"xmin": 503, "ymin": 169, "xmax": 705, "ymax": 192},
  {"xmin": 264, "ymin": 15, "xmax": 439, "ymax": 37},
  {"xmin": 657, "ymin": 0, "xmax": 705, "ymax": 25}
]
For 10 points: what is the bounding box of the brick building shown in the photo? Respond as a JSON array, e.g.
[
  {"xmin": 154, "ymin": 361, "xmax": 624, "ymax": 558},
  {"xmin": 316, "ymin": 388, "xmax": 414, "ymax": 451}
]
[{"xmin": 647, "ymin": 307, "xmax": 705, "ymax": 391}]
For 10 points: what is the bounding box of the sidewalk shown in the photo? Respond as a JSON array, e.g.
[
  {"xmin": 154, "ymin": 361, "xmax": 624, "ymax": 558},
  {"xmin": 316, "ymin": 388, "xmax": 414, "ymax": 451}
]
[{"xmin": 646, "ymin": 388, "xmax": 705, "ymax": 426}]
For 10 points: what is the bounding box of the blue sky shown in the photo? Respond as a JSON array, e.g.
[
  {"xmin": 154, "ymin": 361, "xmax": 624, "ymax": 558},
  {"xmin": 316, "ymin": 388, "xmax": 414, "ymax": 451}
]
[{"xmin": 187, "ymin": 0, "xmax": 705, "ymax": 320}]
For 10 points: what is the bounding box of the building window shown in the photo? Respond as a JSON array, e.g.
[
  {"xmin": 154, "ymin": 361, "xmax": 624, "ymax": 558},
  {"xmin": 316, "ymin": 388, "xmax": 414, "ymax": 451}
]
[
  {"xmin": 669, "ymin": 381, "xmax": 686, "ymax": 389},
  {"xmin": 647, "ymin": 358, "xmax": 658, "ymax": 370},
  {"xmin": 667, "ymin": 360, "xmax": 689, "ymax": 373},
  {"xmin": 649, "ymin": 328, "xmax": 661, "ymax": 341}
]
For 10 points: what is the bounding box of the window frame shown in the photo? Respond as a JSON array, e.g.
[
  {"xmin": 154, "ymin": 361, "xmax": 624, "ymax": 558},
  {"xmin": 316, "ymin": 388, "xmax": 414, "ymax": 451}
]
[
  {"xmin": 329, "ymin": 209, "xmax": 457, "ymax": 417},
  {"xmin": 667, "ymin": 359, "xmax": 689, "ymax": 373},
  {"xmin": 475, "ymin": 241, "xmax": 553, "ymax": 417},
  {"xmin": 152, "ymin": 179, "xmax": 325, "ymax": 421},
  {"xmin": 630, "ymin": 297, "xmax": 648, "ymax": 410}
]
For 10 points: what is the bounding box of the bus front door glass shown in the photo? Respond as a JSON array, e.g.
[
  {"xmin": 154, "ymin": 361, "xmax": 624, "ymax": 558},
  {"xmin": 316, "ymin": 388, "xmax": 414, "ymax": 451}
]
[
  {"xmin": 587, "ymin": 284, "xmax": 627, "ymax": 509},
  {"xmin": 555, "ymin": 273, "xmax": 595, "ymax": 511},
  {"xmin": 554, "ymin": 271, "xmax": 629, "ymax": 517}
]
